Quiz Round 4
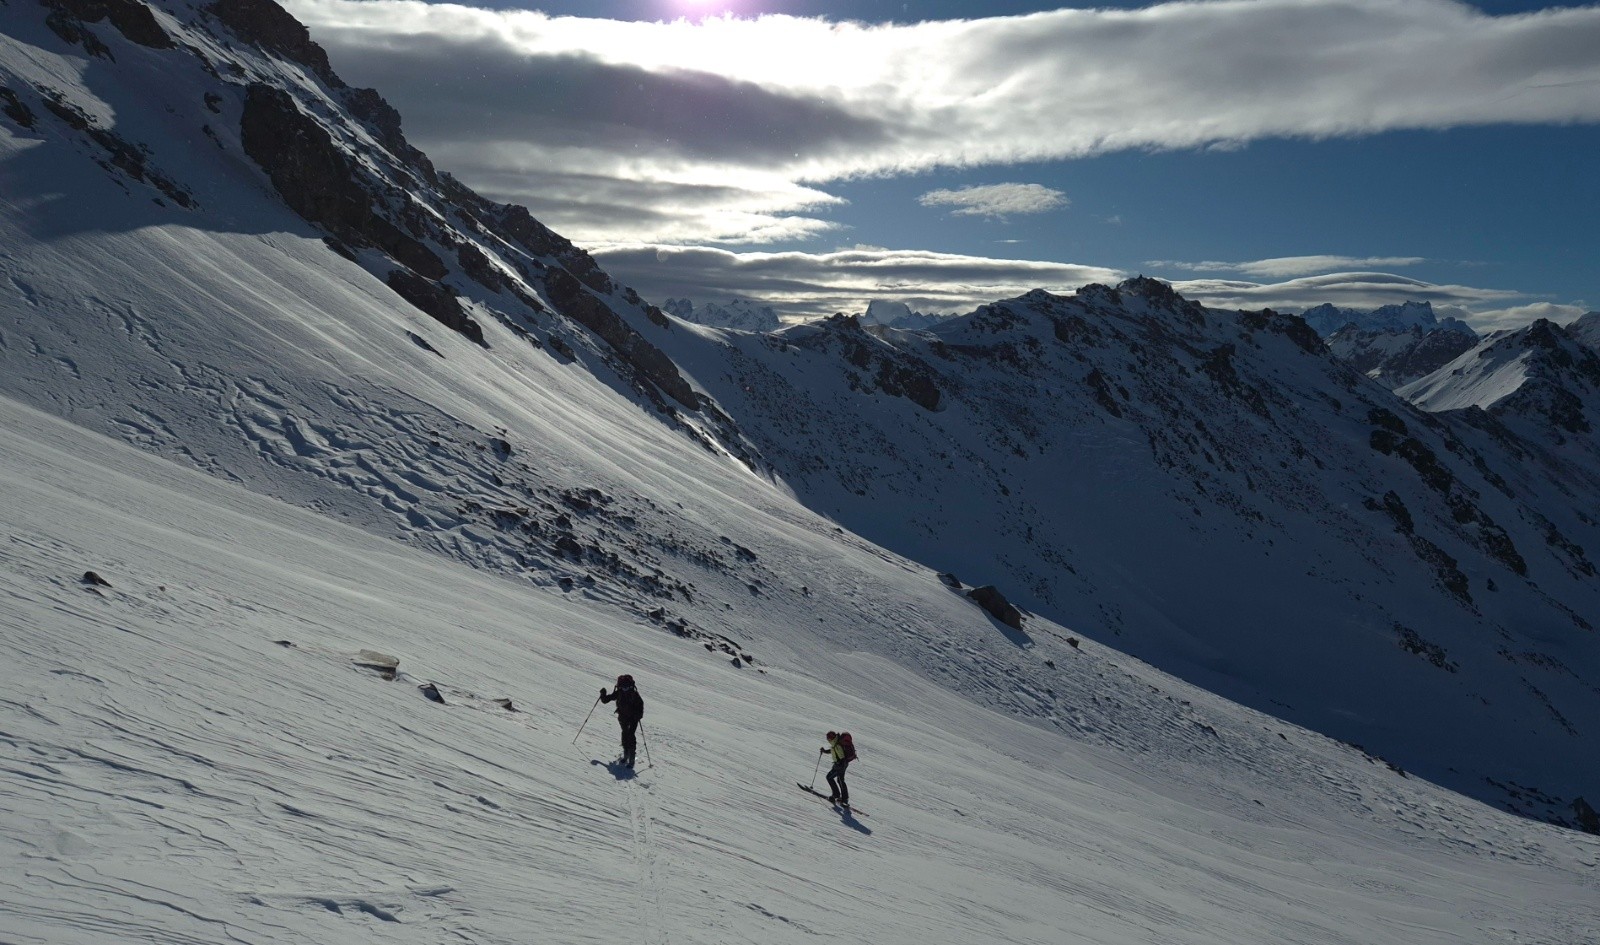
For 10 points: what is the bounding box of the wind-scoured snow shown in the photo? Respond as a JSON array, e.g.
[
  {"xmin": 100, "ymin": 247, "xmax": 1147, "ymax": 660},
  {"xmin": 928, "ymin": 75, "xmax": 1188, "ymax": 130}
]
[{"xmin": 5, "ymin": 395, "xmax": 1599, "ymax": 945}]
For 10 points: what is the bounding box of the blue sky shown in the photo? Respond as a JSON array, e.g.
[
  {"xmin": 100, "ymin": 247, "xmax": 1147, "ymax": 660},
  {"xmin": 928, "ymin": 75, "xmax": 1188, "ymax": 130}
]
[{"xmin": 285, "ymin": 0, "xmax": 1600, "ymax": 327}]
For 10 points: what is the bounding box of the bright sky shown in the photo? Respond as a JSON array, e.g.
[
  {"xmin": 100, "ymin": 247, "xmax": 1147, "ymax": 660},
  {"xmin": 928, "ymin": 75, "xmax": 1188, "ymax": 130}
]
[{"xmin": 284, "ymin": 0, "xmax": 1600, "ymax": 327}]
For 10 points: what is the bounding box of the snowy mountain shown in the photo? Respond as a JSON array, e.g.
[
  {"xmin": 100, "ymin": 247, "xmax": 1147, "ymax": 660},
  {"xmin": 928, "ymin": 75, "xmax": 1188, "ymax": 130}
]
[
  {"xmin": 4, "ymin": 5, "xmax": 1600, "ymax": 943},
  {"xmin": 662, "ymin": 296, "xmax": 784, "ymax": 332},
  {"xmin": 860, "ymin": 299, "xmax": 951, "ymax": 330},
  {"xmin": 659, "ymin": 281, "xmax": 1600, "ymax": 827},
  {"xmin": 1301, "ymin": 299, "xmax": 1472, "ymax": 337},
  {"xmin": 1326, "ymin": 322, "xmax": 1481, "ymax": 388},
  {"xmin": 1568, "ymin": 310, "xmax": 1600, "ymax": 350},
  {"xmin": 1401, "ymin": 319, "xmax": 1600, "ymax": 448}
]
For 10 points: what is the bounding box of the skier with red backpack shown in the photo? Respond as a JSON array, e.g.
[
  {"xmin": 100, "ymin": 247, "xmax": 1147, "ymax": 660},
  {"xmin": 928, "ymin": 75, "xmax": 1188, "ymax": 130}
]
[{"xmin": 821, "ymin": 731, "xmax": 856, "ymax": 805}]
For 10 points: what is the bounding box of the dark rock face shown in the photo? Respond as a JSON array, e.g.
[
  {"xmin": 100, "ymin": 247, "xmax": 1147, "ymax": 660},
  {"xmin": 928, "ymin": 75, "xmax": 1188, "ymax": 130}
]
[
  {"xmin": 1331, "ymin": 325, "xmax": 1478, "ymax": 389},
  {"xmin": 386, "ymin": 270, "xmax": 484, "ymax": 346},
  {"xmin": 967, "ymin": 584, "xmax": 1024, "ymax": 630},
  {"xmin": 44, "ymin": 10, "xmax": 114, "ymax": 58},
  {"xmin": 1239, "ymin": 308, "xmax": 1325, "ymax": 356},
  {"xmin": 1573, "ymin": 796, "xmax": 1600, "ymax": 834},
  {"xmin": 494, "ymin": 205, "xmax": 613, "ymax": 295},
  {"xmin": 44, "ymin": 0, "xmax": 174, "ymax": 49},
  {"xmin": 240, "ymin": 84, "xmax": 445, "ymax": 280},
  {"xmin": 207, "ymin": 0, "xmax": 340, "ymax": 84},
  {"xmin": 0, "ymin": 87, "xmax": 35, "ymax": 128},
  {"xmin": 542, "ymin": 268, "xmax": 698, "ymax": 408},
  {"xmin": 812, "ymin": 315, "xmax": 944, "ymax": 412},
  {"xmin": 343, "ymin": 85, "xmax": 436, "ymax": 181}
]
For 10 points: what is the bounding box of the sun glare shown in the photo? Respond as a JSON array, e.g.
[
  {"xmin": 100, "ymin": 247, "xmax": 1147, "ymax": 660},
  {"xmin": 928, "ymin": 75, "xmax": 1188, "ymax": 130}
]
[{"xmin": 674, "ymin": 0, "xmax": 741, "ymax": 17}]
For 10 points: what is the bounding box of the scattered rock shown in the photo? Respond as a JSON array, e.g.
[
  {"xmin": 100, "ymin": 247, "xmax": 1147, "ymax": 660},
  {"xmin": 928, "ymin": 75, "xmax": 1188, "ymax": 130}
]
[
  {"xmin": 0, "ymin": 87, "xmax": 36, "ymax": 129},
  {"xmin": 1572, "ymin": 796, "xmax": 1599, "ymax": 834},
  {"xmin": 418, "ymin": 682, "xmax": 444, "ymax": 704},
  {"xmin": 967, "ymin": 584, "xmax": 1024, "ymax": 630},
  {"xmin": 81, "ymin": 570, "xmax": 112, "ymax": 588},
  {"xmin": 353, "ymin": 649, "xmax": 399, "ymax": 680}
]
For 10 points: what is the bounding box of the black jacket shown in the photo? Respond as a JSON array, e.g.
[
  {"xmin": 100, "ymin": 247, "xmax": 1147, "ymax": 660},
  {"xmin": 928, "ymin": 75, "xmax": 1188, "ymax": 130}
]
[{"xmin": 602, "ymin": 686, "xmax": 644, "ymax": 724}]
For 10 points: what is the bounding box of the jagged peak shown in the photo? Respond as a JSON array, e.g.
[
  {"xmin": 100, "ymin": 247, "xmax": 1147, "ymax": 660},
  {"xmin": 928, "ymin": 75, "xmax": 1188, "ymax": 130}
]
[{"xmin": 207, "ymin": 0, "xmax": 342, "ymax": 86}]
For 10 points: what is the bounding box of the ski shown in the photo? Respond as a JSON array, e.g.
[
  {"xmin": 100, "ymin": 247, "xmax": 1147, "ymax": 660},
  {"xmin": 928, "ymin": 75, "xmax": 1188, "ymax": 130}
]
[{"xmin": 797, "ymin": 783, "xmax": 867, "ymax": 815}]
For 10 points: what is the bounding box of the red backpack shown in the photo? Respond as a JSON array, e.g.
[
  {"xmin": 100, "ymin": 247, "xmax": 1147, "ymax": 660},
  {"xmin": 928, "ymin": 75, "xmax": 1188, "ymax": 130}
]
[{"xmin": 837, "ymin": 732, "xmax": 857, "ymax": 762}]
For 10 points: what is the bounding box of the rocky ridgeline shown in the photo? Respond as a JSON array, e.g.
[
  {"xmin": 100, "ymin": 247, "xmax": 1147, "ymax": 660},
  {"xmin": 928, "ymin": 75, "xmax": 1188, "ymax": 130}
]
[{"xmin": 4, "ymin": 0, "xmax": 747, "ymax": 456}]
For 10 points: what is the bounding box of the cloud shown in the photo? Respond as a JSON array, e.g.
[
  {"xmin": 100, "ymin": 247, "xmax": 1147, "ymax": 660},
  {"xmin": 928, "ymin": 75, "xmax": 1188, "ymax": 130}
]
[
  {"xmin": 1468, "ymin": 301, "xmax": 1595, "ymax": 333},
  {"xmin": 1152, "ymin": 255, "xmax": 1429, "ymax": 278},
  {"xmin": 919, "ymin": 183, "xmax": 1069, "ymax": 218},
  {"xmin": 590, "ymin": 243, "xmax": 1122, "ymax": 320},
  {"xmin": 587, "ymin": 245, "xmax": 1568, "ymax": 333},
  {"xmin": 284, "ymin": 0, "xmax": 1600, "ymax": 244},
  {"xmin": 1163, "ymin": 271, "xmax": 1528, "ymax": 325}
]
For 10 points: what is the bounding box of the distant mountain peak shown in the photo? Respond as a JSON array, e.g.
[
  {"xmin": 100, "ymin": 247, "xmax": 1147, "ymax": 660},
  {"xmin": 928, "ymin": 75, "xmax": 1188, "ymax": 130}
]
[
  {"xmin": 662, "ymin": 297, "xmax": 783, "ymax": 332},
  {"xmin": 1401, "ymin": 317, "xmax": 1600, "ymax": 439},
  {"xmin": 1302, "ymin": 299, "xmax": 1474, "ymax": 339}
]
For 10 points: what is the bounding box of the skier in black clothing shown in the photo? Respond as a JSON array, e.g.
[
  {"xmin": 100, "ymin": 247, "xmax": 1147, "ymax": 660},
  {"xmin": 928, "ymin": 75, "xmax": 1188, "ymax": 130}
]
[
  {"xmin": 599, "ymin": 674, "xmax": 644, "ymax": 767},
  {"xmin": 821, "ymin": 731, "xmax": 854, "ymax": 805}
]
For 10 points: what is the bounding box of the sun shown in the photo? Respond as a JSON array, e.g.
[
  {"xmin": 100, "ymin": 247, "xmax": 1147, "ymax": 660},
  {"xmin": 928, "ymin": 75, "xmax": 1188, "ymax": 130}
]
[{"xmin": 674, "ymin": 0, "xmax": 740, "ymax": 13}]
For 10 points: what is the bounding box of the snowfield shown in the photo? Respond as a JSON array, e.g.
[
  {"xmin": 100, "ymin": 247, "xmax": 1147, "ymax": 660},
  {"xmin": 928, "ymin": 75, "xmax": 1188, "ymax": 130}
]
[
  {"xmin": 3, "ymin": 393, "xmax": 1600, "ymax": 945},
  {"xmin": 4, "ymin": 396, "xmax": 1599, "ymax": 945}
]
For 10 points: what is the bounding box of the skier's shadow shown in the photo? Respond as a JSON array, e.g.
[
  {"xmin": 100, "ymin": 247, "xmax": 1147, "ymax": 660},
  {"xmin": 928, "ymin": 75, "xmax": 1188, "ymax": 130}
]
[
  {"xmin": 837, "ymin": 809, "xmax": 871, "ymax": 835},
  {"xmin": 591, "ymin": 759, "xmax": 637, "ymax": 781}
]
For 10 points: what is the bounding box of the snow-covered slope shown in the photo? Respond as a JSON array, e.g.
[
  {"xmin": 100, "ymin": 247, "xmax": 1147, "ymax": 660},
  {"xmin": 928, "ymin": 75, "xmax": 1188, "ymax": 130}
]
[
  {"xmin": 658, "ymin": 285, "xmax": 1600, "ymax": 827},
  {"xmin": 1567, "ymin": 310, "xmax": 1600, "ymax": 350},
  {"xmin": 4, "ymin": 3, "xmax": 1600, "ymax": 941},
  {"xmin": 2, "ymin": 0, "xmax": 1597, "ymax": 878},
  {"xmin": 1310, "ymin": 300, "xmax": 1479, "ymax": 388},
  {"xmin": 9, "ymin": 393, "xmax": 1600, "ymax": 945},
  {"xmin": 1400, "ymin": 320, "xmax": 1600, "ymax": 428}
]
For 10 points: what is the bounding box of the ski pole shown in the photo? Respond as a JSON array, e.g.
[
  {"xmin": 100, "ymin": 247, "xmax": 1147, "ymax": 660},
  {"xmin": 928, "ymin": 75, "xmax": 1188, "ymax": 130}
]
[
  {"xmin": 640, "ymin": 722, "xmax": 654, "ymax": 768},
  {"xmin": 807, "ymin": 749, "xmax": 823, "ymax": 790},
  {"xmin": 573, "ymin": 695, "xmax": 602, "ymax": 744}
]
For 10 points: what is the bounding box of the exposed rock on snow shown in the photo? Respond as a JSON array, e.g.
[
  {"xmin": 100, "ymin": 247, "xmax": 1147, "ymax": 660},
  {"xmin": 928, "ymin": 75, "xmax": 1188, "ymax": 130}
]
[{"xmin": 967, "ymin": 584, "xmax": 1025, "ymax": 631}]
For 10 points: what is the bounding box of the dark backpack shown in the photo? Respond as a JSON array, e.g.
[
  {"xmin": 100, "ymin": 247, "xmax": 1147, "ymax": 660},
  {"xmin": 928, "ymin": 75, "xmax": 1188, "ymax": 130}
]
[{"xmin": 837, "ymin": 731, "xmax": 857, "ymax": 762}]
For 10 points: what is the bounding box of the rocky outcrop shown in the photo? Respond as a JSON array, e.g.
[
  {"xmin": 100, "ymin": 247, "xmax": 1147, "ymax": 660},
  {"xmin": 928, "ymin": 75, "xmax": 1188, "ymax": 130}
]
[
  {"xmin": 35, "ymin": 88, "xmax": 194, "ymax": 207},
  {"xmin": 43, "ymin": 0, "xmax": 173, "ymax": 49},
  {"xmin": 1329, "ymin": 324, "xmax": 1478, "ymax": 389},
  {"xmin": 386, "ymin": 270, "xmax": 484, "ymax": 347},
  {"xmin": 542, "ymin": 268, "xmax": 697, "ymax": 408},
  {"xmin": 493, "ymin": 205, "xmax": 614, "ymax": 295},
  {"xmin": 240, "ymin": 84, "xmax": 444, "ymax": 280},
  {"xmin": 967, "ymin": 585, "xmax": 1024, "ymax": 630},
  {"xmin": 207, "ymin": 0, "xmax": 340, "ymax": 85},
  {"xmin": 0, "ymin": 87, "xmax": 35, "ymax": 129}
]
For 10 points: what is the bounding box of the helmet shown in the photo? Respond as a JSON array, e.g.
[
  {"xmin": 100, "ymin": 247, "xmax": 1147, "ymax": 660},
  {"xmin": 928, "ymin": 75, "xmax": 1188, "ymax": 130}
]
[
  {"xmin": 616, "ymin": 674, "xmax": 635, "ymax": 689},
  {"xmin": 825, "ymin": 731, "xmax": 838, "ymax": 741}
]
